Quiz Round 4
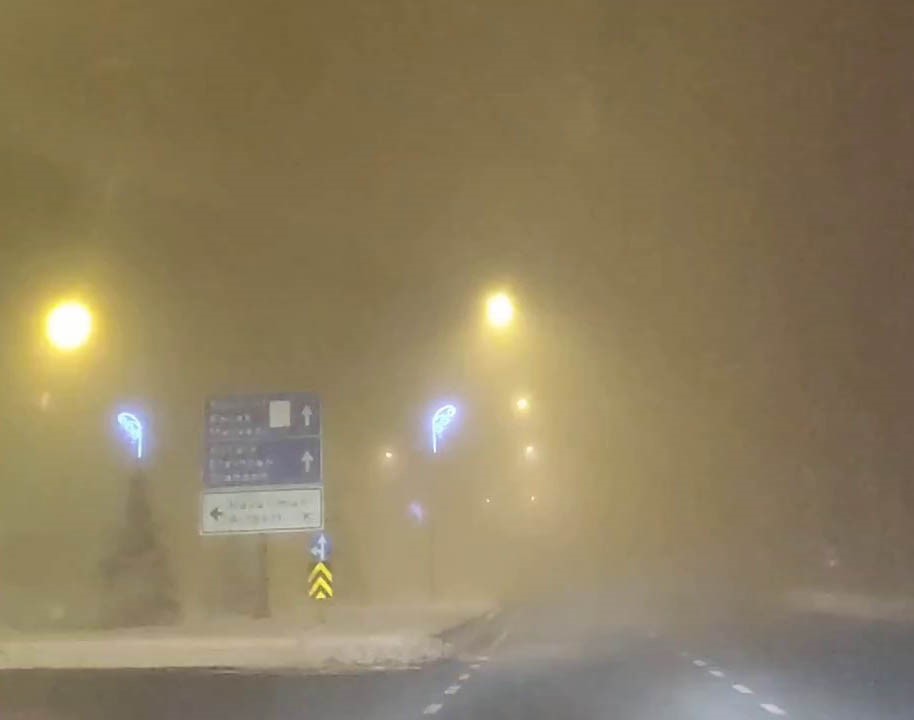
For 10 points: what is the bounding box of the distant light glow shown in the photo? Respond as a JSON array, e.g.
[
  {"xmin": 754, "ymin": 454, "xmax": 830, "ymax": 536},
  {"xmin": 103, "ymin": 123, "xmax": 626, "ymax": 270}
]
[
  {"xmin": 117, "ymin": 412, "xmax": 144, "ymax": 460},
  {"xmin": 524, "ymin": 444, "xmax": 536, "ymax": 458},
  {"xmin": 431, "ymin": 404, "xmax": 458, "ymax": 454},
  {"xmin": 530, "ymin": 494, "xmax": 537, "ymax": 502},
  {"xmin": 408, "ymin": 501, "xmax": 425, "ymax": 523},
  {"xmin": 515, "ymin": 396, "xmax": 530, "ymax": 412},
  {"xmin": 384, "ymin": 450, "xmax": 394, "ymax": 460},
  {"xmin": 46, "ymin": 301, "xmax": 92, "ymax": 351},
  {"xmin": 485, "ymin": 497, "xmax": 492, "ymax": 504},
  {"xmin": 486, "ymin": 292, "xmax": 515, "ymax": 329}
]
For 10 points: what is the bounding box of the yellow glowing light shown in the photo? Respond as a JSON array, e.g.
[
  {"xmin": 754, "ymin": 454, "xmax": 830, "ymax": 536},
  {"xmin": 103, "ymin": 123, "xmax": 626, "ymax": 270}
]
[
  {"xmin": 515, "ymin": 397, "xmax": 530, "ymax": 412},
  {"xmin": 486, "ymin": 292, "xmax": 515, "ymax": 329},
  {"xmin": 525, "ymin": 444, "xmax": 535, "ymax": 457},
  {"xmin": 46, "ymin": 301, "xmax": 93, "ymax": 351},
  {"xmin": 384, "ymin": 450, "xmax": 394, "ymax": 460}
]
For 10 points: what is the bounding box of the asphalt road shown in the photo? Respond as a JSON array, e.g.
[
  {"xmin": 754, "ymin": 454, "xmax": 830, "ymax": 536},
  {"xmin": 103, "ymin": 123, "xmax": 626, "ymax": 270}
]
[{"xmin": 2, "ymin": 600, "xmax": 913, "ymax": 719}]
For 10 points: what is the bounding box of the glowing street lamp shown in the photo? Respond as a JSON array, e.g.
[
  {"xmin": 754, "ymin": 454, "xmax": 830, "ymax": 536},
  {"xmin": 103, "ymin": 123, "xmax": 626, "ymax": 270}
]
[
  {"xmin": 384, "ymin": 450, "xmax": 394, "ymax": 461},
  {"xmin": 431, "ymin": 404, "xmax": 457, "ymax": 454},
  {"xmin": 485, "ymin": 292, "xmax": 515, "ymax": 329},
  {"xmin": 524, "ymin": 444, "xmax": 536, "ymax": 459},
  {"xmin": 117, "ymin": 412, "xmax": 144, "ymax": 460},
  {"xmin": 515, "ymin": 396, "xmax": 530, "ymax": 413},
  {"xmin": 46, "ymin": 301, "xmax": 93, "ymax": 352}
]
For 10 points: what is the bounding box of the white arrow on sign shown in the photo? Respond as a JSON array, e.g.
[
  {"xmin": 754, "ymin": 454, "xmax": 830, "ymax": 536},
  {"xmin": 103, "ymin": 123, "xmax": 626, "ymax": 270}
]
[
  {"xmin": 302, "ymin": 450, "xmax": 314, "ymax": 473},
  {"xmin": 310, "ymin": 533, "xmax": 328, "ymax": 561},
  {"xmin": 302, "ymin": 405, "xmax": 313, "ymax": 427}
]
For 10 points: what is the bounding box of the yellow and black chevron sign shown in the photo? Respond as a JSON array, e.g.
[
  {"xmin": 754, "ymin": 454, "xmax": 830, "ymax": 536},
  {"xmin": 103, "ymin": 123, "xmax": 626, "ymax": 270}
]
[{"xmin": 308, "ymin": 561, "xmax": 333, "ymax": 600}]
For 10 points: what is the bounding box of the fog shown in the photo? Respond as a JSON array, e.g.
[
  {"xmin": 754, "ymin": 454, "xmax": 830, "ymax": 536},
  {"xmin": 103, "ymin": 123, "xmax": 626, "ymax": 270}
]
[{"xmin": 2, "ymin": 1, "xmax": 913, "ymax": 630}]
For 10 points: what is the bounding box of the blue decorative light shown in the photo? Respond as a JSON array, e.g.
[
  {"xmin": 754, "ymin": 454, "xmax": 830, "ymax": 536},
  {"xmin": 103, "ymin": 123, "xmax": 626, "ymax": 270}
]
[
  {"xmin": 431, "ymin": 403, "xmax": 457, "ymax": 454},
  {"xmin": 408, "ymin": 501, "xmax": 425, "ymax": 523},
  {"xmin": 117, "ymin": 412, "xmax": 144, "ymax": 460}
]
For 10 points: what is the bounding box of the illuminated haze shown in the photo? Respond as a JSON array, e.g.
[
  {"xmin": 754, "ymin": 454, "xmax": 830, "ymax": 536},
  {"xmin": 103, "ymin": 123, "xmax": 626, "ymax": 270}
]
[{"xmin": 1, "ymin": 1, "xmax": 912, "ymax": 625}]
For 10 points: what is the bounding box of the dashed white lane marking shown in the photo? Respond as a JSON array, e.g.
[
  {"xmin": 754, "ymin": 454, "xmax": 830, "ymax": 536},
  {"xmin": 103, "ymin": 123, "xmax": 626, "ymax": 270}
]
[
  {"xmin": 470, "ymin": 663, "xmax": 481, "ymax": 669},
  {"xmin": 423, "ymin": 703, "xmax": 443, "ymax": 715},
  {"xmin": 708, "ymin": 669, "xmax": 725, "ymax": 678},
  {"xmin": 476, "ymin": 655, "xmax": 490, "ymax": 662},
  {"xmin": 444, "ymin": 684, "xmax": 461, "ymax": 695},
  {"xmin": 692, "ymin": 659, "xmax": 708, "ymax": 667},
  {"xmin": 732, "ymin": 684, "xmax": 754, "ymax": 695},
  {"xmin": 760, "ymin": 703, "xmax": 788, "ymax": 716},
  {"xmin": 459, "ymin": 673, "xmax": 470, "ymax": 681}
]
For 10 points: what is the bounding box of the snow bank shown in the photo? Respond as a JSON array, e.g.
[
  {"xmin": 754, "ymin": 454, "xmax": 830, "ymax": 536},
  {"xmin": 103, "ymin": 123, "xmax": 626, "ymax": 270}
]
[
  {"xmin": 786, "ymin": 588, "xmax": 914, "ymax": 624},
  {"xmin": 0, "ymin": 603, "xmax": 494, "ymax": 670}
]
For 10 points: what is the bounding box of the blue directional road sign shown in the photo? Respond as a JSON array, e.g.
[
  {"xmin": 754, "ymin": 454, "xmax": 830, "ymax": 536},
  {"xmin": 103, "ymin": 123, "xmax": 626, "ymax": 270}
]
[
  {"xmin": 310, "ymin": 532, "xmax": 332, "ymax": 562},
  {"xmin": 206, "ymin": 393, "xmax": 320, "ymax": 441},
  {"xmin": 204, "ymin": 393, "xmax": 322, "ymax": 489}
]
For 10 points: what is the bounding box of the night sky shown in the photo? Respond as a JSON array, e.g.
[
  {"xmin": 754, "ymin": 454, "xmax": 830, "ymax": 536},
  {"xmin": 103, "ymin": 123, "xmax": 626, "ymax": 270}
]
[{"xmin": 3, "ymin": 1, "xmax": 914, "ymax": 604}]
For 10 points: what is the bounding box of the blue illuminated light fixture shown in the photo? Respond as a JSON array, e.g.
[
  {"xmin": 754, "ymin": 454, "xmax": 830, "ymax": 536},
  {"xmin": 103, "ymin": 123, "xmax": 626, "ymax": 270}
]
[
  {"xmin": 408, "ymin": 501, "xmax": 425, "ymax": 523},
  {"xmin": 117, "ymin": 412, "xmax": 144, "ymax": 460},
  {"xmin": 431, "ymin": 404, "xmax": 457, "ymax": 454}
]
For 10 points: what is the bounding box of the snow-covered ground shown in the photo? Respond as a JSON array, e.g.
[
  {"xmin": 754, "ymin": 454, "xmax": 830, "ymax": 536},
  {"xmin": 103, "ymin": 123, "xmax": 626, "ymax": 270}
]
[
  {"xmin": 0, "ymin": 603, "xmax": 495, "ymax": 670},
  {"xmin": 786, "ymin": 588, "xmax": 914, "ymax": 624}
]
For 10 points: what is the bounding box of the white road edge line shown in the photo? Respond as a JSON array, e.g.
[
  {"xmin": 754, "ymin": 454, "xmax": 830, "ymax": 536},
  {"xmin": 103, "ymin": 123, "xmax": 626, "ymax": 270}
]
[
  {"xmin": 423, "ymin": 704, "xmax": 443, "ymax": 715},
  {"xmin": 732, "ymin": 684, "xmax": 754, "ymax": 695},
  {"xmin": 491, "ymin": 630, "xmax": 509, "ymax": 651},
  {"xmin": 708, "ymin": 669, "xmax": 725, "ymax": 678},
  {"xmin": 692, "ymin": 659, "xmax": 708, "ymax": 667},
  {"xmin": 444, "ymin": 685, "xmax": 461, "ymax": 695},
  {"xmin": 760, "ymin": 703, "xmax": 788, "ymax": 716},
  {"xmin": 459, "ymin": 673, "xmax": 470, "ymax": 681}
]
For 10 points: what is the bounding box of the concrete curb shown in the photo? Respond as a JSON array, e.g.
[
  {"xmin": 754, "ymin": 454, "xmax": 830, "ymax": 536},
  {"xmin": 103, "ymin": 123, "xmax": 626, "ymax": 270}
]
[
  {"xmin": 786, "ymin": 589, "xmax": 914, "ymax": 624},
  {"xmin": 0, "ymin": 607, "xmax": 496, "ymax": 671}
]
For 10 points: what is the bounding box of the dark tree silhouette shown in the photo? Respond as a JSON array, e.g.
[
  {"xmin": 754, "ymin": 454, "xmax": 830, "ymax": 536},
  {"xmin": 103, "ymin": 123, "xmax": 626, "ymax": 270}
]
[{"xmin": 100, "ymin": 469, "xmax": 179, "ymax": 627}]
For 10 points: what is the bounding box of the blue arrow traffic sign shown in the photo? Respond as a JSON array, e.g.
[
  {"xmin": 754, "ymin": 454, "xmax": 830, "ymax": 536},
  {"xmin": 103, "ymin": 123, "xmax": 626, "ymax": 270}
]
[{"xmin": 310, "ymin": 532, "xmax": 331, "ymax": 562}]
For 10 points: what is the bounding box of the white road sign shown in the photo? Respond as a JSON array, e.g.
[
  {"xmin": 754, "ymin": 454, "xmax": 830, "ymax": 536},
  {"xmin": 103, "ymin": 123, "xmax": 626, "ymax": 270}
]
[{"xmin": 200, "ymin": 486, "xmax": 323, "ymax": 535}]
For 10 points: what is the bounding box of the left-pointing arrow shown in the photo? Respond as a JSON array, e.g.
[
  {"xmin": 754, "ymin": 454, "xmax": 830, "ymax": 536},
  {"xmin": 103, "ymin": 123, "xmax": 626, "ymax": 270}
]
[{"xmin": 210, "ymin": 507, "xmax": 224, "ymax": 521}]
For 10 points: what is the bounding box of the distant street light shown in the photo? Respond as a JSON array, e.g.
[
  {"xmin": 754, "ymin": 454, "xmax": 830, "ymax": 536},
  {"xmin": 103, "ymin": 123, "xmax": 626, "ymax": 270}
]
[
  {"xmin": 524, "ymin": 444, "xmax": 536, "ymax": 459},
  {"xmin": 485, "ymin": 497, "xmax": 492, "ymax": 504},
  {"xmin": 408, "ymin": 501, "xmax": 425, "ymax": 523},
  {"xmin": 515, "ymin": 396, "xmax": 530, "ymax": 413},
  {"xmin": 46, "ymin": 301, "xmax": 93, "ymax": 352},
  {"xmin": 384, "ymin": 450, "xmax": 394, "ymax": 461},
  {"xmin": 485, "ymin": 292, "xmax": 515, "ymax": 329},
  {"xmin": 530, "ymin": 494, "xmax": 537, "ymax": 502},
  {"xmin": 117, "ymin": 412, "xmax": 144, "ymax": 460}
]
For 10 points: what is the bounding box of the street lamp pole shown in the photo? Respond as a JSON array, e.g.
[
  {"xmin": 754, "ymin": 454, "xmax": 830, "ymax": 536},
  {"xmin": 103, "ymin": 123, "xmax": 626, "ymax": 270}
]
[{"xmin": 428, "ymin": 403, "xmax": 458, "ymax": 600}]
